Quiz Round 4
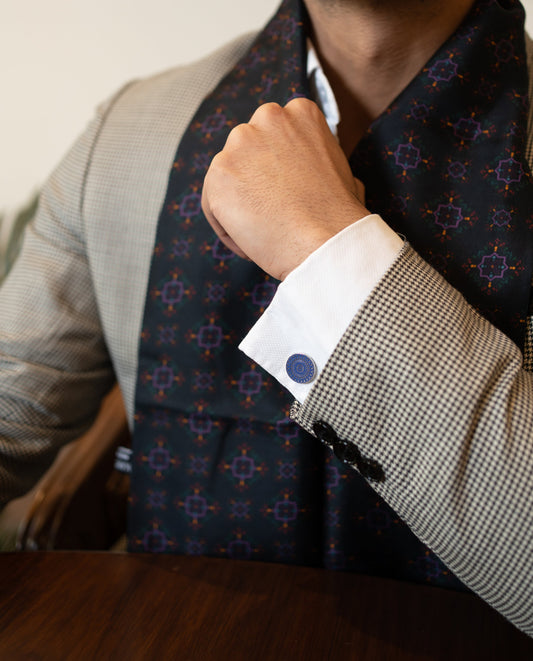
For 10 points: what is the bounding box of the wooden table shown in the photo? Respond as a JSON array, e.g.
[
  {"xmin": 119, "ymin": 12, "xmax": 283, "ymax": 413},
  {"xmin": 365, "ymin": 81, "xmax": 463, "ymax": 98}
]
[{"xmin": 0, "ymin": 552, "xmax": 532, "ymax": 660}]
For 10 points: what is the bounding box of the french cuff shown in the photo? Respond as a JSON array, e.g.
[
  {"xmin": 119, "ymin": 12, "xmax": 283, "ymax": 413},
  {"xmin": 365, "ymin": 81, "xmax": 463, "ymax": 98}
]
[{"xmin": 239, "ymin": 214, "xmax": 404, "ymax": 402}]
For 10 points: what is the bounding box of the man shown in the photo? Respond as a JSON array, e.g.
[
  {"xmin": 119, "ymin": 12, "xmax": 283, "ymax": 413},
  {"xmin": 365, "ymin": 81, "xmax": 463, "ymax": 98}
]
[{"xmin": 1, "ymin": 0, "xmax": 532, "ymax": 636}]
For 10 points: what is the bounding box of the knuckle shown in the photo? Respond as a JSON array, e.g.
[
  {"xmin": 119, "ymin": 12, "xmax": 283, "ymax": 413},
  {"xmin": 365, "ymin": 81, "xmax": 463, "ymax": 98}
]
[
  {"xmin": 251, "ymin": 102, "xmax": 283, "ymax": 123},
  {"xmin": 225, "ymin": 122, "xmax": 253, "ymax": 149},
  {"xmin": 285, "ymin": 96, "xmax": 313, "ymax": 112},
  {"xmin": 286, "ymin": 97, "xmax": 323, "ymax": 121},
  {"xmin": 261, "ymin": 101, "xmax": 283, "ymax": 114}
]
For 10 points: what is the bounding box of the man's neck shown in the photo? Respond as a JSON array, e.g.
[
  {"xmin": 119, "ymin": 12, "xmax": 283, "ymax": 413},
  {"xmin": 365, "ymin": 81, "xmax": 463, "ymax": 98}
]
[{"xmin": 304, "ymin": 0, "xmax": 476, "ymax": 154}]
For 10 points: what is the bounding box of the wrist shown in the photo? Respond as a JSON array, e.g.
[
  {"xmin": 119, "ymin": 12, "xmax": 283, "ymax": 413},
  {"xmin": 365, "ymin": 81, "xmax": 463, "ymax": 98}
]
[{"xmin": 279, "ymin": 202, "xmax": 371, "ymax": 280}]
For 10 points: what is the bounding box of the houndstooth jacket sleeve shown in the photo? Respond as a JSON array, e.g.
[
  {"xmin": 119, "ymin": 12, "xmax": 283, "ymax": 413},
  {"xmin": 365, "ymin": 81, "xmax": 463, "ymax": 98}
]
[
  {"xmin": 291, "ymin": 247, "xmax": 533, "ymax": 636},
  {"xmin": 0, "ymin": 34, "xmax": 258, "ymax": 503},
  {"xmin": 289, "ymin": 36, "xmax": 533, "ymax": 637}
]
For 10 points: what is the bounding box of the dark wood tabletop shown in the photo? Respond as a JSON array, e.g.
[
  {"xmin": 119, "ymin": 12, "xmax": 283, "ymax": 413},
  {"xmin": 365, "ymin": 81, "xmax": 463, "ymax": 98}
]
[{"xmin": 0, "ymin": 552, "xmax": 532, "ymax": 660}]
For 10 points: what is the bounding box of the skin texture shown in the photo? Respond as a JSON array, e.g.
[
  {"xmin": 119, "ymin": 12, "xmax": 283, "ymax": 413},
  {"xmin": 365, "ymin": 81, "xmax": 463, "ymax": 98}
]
[
  {"xmin": 202, "ymin": 99, "xmax": 368, "ymax": 281},
  {"xmin": 201, "ymin": 0, "xmax": 476, "ymax": 280}
]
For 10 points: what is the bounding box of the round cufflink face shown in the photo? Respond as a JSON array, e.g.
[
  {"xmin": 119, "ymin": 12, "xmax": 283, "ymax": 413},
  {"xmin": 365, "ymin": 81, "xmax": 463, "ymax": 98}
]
[{"xmin": 285, "ymin": 353, "xmax": 317, "ymax": 384}]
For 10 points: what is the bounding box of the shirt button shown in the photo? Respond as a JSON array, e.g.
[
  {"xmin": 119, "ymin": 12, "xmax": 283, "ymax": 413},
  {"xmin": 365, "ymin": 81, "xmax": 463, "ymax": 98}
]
[{"xmin": 286, "ymin": 353, "xmax": 317, "ymax": 384}]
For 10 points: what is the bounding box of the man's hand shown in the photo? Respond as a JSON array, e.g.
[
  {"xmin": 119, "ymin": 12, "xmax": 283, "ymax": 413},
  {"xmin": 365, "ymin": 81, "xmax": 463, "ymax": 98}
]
[{"xmin": 201, "ymin": 97, "xmax": 369, "ymax": 281}]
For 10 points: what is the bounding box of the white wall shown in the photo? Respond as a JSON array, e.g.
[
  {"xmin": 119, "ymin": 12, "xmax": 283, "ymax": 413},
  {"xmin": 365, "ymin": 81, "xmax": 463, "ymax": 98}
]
[
  {"xmin": 1, "ymin": 0, "xmax": 279, "ymax": 215},
  {"xmin": 1, "ymin": 0, "xmax": 533, "ymax": 215}
]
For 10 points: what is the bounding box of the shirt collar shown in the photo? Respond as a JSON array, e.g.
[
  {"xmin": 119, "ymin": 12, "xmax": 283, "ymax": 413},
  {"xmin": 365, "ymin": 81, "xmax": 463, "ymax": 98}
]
[{"xmin": 306, "ymin": 39, "xmax": 340, "ymax": 137}]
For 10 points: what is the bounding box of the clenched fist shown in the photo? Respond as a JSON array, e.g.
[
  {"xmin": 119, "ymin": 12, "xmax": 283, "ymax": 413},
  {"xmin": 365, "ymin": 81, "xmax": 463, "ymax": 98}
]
[{"xmin": 201, "ymin": 97, "xmax": 368, "ymax": 281}]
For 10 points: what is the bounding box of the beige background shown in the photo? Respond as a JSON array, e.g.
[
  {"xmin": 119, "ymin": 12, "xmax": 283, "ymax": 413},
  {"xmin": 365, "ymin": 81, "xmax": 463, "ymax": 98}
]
[{"xmin": 1, "ymin": 0, "xmax": 532, "ymax": 216}]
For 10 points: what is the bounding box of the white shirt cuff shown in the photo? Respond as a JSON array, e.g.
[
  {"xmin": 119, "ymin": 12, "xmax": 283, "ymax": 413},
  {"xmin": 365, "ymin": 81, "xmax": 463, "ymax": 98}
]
[{"xmin": 239, "ymin": 214, "xmax": 404, "ymax": 402}]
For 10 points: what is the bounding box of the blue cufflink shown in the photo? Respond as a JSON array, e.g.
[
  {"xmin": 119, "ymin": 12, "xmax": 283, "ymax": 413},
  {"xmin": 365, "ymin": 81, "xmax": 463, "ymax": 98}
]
[{"xmin": 286, "ymin": 353, "xmax": 317, "ymax": 384}]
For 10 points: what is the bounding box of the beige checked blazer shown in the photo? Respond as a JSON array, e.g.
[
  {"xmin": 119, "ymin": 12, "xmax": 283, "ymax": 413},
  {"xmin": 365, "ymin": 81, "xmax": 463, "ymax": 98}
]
[{"xmin": 1, "ymin": 31, "xmax": 533, "ymax": 635}]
